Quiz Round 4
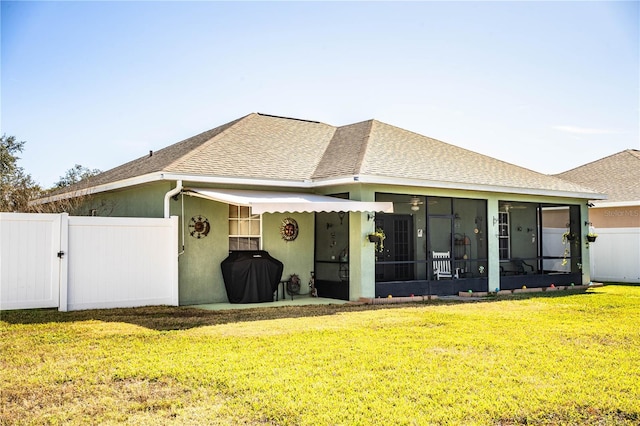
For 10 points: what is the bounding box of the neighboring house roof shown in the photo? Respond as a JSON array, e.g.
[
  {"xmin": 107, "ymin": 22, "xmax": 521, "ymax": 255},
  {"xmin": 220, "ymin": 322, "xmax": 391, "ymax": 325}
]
[
  {"xmin": 40, "ymin": 113, "xmax": 603, "ymax": 202},
  {"xmin": 555, "ymin": 149, "xmax": 640, "ymax": 205}
]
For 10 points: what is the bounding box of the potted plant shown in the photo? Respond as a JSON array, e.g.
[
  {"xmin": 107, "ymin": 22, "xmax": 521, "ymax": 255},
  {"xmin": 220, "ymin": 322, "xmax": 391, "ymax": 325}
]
[
  {"xmin": 562, "ymin": 230, "xmax": 576, "ymax": 243},
  {"xmin": 368, "ymin": 227, "xmax": 386, "ymax": 252},
  {"xmin": 586, "ymin": 232, "xmax": 598, "ymax": 242}
]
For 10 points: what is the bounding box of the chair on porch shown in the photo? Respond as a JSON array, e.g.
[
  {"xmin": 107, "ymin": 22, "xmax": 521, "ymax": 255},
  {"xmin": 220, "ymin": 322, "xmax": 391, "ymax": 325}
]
[
  {"xmin": 499, "ymin": 258, "xmax": 535, "ymax": 276},
  {"xmin": 433, "ymin": 251, "xmax": 458, "ymax": 280}
]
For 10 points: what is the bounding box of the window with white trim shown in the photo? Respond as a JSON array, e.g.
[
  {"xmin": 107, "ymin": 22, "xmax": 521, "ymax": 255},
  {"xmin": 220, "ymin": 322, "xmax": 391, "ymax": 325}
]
[
  {"xmin": 229, "ymin": 205, "xmax": 261, "ymax": 250},
  {"xmin": 498, "ymin": 211, "xmax": 510, "ymax": 260}
]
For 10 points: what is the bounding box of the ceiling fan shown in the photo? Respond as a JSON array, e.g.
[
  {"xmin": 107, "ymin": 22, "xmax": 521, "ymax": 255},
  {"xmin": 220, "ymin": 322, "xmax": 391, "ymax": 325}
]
[
  {"xmin": 409, "ymin": 196, "xmax": 423, "ymax": 211},
  {"xmin": 502, "ymin": 203, "xmax": 527, "ymax": 213}
]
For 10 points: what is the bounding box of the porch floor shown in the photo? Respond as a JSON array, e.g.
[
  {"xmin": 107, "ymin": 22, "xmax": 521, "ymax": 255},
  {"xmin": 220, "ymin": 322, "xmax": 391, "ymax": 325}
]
[{"xmin": 191, "ymin": 295, "xmax": 350, "ymax": 311}]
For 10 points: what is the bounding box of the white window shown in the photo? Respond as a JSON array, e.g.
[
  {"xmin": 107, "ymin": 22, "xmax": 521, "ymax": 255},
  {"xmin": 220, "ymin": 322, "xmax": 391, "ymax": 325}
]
[
  {"xmin": 229, "ymin": 205, "xmax": 261, "ymax": 250},
  {"xmin": 498, "ymin": 211, "xmax": 510, "ymax": 260}
]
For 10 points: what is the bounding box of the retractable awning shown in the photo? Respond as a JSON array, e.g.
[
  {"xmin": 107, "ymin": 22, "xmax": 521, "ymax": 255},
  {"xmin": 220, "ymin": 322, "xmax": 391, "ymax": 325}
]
[{"xmin": 184, "ymin": 188, "xmax": 394, "ymax": 214}]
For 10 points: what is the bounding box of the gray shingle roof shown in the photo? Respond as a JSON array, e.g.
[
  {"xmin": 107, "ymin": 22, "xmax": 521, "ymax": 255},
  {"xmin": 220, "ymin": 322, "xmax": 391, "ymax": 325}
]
[
  {"xmin": 58, "ymin": 115, "xmax": 246, "ymax": 191},
  {"xmin": 316, "ymin": 119, "xmax": 598, "ymax": 194},
  {"xmin": 358, "ymin": 121, "xmax": 596, "ymax": 193},
  {"xmin": 312, "ymin": 120, "xmax": 373, "ymax": 179},
  {"xmin": 555, "ymin": 149, "xmax": 640, "ymax": 203},
  {"xmin": 167, "ymin": 113, "xmax": 335, "ymax": 181},
  {"xmin": 45, "ymin": 113, "xmax": 603, "ymax": 198}
]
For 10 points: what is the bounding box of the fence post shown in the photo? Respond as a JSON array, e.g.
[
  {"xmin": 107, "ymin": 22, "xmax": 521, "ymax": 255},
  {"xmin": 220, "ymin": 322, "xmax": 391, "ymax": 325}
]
[{"xmin": 58, "ymin": 213, "xmax": 69, "ymax": 312}]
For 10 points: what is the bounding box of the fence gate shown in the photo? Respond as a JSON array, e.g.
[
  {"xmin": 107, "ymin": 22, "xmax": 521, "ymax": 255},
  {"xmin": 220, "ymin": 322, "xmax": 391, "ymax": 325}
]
[{"xmin": 0, "ymin": 213, "xmax": 67, "ymax": 310}]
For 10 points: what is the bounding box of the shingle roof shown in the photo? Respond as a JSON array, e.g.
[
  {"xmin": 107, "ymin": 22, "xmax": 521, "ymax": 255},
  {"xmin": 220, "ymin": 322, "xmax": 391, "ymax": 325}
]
[
  {"xmin": 312, "ymin": 120, "xmax": 372, "ymax": 179},
  {"xmin": 167, "ymin": 113, "xmax": 335, "ymax": 181},
  {"xmin": 45, "ymin": 113, "xmax": 603, "ymax": 199},
  {"xmin": 355, "ymin": 120, "xmax": 596, "ymax": 193},
  {"xmin": 59, "ymin": 115, "xmax": 246, "ymax": 190},
  {"xmin": 555, "ymin": 149, "xmax": 640, "ymax": 203}
]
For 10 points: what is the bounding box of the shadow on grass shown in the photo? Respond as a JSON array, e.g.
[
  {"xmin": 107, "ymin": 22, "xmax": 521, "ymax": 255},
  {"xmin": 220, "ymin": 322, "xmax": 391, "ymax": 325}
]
[{"xmin": 0, "ymin": 286, "xmax": 604, "ymax": 331}]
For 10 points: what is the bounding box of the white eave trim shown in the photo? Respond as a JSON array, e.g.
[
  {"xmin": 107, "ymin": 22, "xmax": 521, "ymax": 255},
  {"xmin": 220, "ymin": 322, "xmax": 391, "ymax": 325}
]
[
  {"xmin": 312, "ymin": 174, "xmax": 607, "ymax": 200},
  {"xmin": 30, "ymin": 172, "xmax": 165, "ymax": 205},
  {"xmin": 591, "ymin": 200, "xmax": 640, "ymax": 208},
  {"xmin": 158, "ymin": 173, "xmax": 314, "ymax": 188},
  {"xmin": 29, "ymin": 173, "xmax": 314, "ymax": 205}
]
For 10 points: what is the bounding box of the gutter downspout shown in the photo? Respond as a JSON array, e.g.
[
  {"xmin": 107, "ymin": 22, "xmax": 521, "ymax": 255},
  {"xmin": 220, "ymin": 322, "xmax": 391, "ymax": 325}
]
[{"xmin": 164, "ymin": 180, "xmax": 183, "ymax": 218}]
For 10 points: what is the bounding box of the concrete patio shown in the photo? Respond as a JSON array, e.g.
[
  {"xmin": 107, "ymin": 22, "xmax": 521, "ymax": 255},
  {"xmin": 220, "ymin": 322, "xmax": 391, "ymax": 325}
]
[{"xmin": 191, "ymin": 295, "xmax": 351, "ymax": 311}]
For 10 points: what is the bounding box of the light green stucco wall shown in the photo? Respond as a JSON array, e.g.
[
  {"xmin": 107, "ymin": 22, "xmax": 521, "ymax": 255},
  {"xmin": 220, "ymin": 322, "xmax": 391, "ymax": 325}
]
[
  {"xmin": 171, "ymin": 195, "xmax": 229, "ymax": 305},
  {"xmin": 263, "ymin": 212, "xmax": 315, "ymax": 292},
  {"xmin": 172, "ymin": 196, "xmax": 315, "ymax": 304},
  {"xmin": 83, "ymin": 182, "xmax": 171, "ymax": 218}
]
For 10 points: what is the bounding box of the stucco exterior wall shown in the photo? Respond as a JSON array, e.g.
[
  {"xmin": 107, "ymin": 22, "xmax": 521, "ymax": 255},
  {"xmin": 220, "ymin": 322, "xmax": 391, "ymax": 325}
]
[
  {"xmin": 589, "ymin": 206, "xmax": 640, "ymax": 228},
  {"xmin": 172, "ymin": 195, "xmax": 229, "ymax": 304},
  {"xmin": 171, "ymin": 198, "xmax": 315, "ymax": 304},
  {"xmin": 84, "ymin": 182, "xmax": 172, "ymax": 218},
  {"xmin": 262, "ymin": 212, "xmax": 315, "ymax": 294}
]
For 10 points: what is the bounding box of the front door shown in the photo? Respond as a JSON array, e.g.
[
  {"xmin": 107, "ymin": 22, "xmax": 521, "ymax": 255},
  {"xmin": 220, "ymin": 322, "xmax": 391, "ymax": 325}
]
[{"xmin": 375, "ymin": 214, "xmax": 414, "ymax": 282}]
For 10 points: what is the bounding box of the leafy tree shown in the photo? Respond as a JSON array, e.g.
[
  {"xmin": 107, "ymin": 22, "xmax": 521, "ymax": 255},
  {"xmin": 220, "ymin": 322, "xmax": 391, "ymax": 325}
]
[
  {"xmin": 54, "ymin": 164, "xmax": 102, "ymax": 188},
  {"xmin": 1, "ymin": 135, "xmax": 104, "ymax": 213},
  {"xmin": 0, "ymin": 134, "xmax": 41, "ymax": 212}
]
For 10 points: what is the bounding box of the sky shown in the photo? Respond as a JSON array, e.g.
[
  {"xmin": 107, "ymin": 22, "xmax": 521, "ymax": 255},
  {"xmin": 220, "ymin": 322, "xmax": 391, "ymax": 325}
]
[{"xmin": 1, "ymin": 1, "xmax": 638, "ymax": 189}]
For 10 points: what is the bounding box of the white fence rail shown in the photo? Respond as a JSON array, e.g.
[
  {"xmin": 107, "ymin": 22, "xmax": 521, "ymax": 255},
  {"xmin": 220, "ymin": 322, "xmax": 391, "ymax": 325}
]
[{"xmin": 1, "ymin": 213, "xmax": 179, "ymax": 311}]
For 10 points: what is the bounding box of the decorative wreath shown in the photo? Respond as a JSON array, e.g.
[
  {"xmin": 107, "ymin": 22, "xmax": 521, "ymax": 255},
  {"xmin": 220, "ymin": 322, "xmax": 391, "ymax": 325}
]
[
  {"xmin": 189, "ymin": 215, "xmax": 210, "ymax": 239},
  {"xmin": 280, "ymin": 217, "xmax": 299, "ymax": 241}
]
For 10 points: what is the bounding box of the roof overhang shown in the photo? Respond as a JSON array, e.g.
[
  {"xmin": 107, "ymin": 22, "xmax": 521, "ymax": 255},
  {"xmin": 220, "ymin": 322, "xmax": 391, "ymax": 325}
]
[
  {"xmin": 312, "ymin": 174, "xmax": 607, "ymax": 200},
  {"xmin": 30, "ymin": 171, "xmax": 606, "ymax": 207},
  {"xmin": 183, "ymin": 188, "xmax": 394, "ymax": 214}
]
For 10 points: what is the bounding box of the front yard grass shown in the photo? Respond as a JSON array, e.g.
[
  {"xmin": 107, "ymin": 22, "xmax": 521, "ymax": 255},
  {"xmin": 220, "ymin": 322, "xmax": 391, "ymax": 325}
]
[{"xmin": 1, "ymin": 285, "xmax": 639, "ymax": 425}]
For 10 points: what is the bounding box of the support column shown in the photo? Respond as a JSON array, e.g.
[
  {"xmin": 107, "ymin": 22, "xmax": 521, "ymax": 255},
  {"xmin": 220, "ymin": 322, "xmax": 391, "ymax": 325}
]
[
  {"xmin": 487, "ymin": 197, "xmax": 500, "ymax": 292},
  {"xmin": 581, "ymin": 203, "xmax": 592, "ymax": 284},
  {"xmin": 348, "ymin": 187, "xmax": 376, "ymax": 300}
]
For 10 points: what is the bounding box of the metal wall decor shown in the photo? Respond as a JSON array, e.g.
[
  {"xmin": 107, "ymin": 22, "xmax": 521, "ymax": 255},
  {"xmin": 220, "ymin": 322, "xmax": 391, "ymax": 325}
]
[
  {"xmin": 189, "ymin": 215, "xmax": 210, "ymax": 239},
  {"xmin": 280, "ymin": 217, "xmax": 299, "ymax": 241}
]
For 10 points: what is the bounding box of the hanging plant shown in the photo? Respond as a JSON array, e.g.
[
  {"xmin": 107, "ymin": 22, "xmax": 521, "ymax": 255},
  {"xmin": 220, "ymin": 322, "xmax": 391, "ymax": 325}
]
[
  {"xmin": 368, "ymin": 228, "xmax": 386, "ymax": 252},
  {"xmin": 586, "ymin": 232, "xmax": 598, "ymax": 242},
  {"xmin": 561, "ymin": 229, "xmax": 576, "ymax": 266},
  {"xmin": 562, "ymin": 230, "xmax": 576, "ymax": 243}
]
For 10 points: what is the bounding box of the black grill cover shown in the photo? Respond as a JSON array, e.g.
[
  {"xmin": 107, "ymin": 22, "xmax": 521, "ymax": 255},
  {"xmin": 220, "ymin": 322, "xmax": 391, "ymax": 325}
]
[{"xmin": 221, "ymin": 251, "xmax": 284, "ymax": 303}]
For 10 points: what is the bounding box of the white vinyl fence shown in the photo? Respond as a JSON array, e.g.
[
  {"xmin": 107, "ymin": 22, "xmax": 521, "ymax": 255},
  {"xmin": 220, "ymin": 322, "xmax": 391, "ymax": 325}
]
[
  {"xmin": 1, "ymin": 213, "xmax": 179, "ymax": 311},
  {"xmin": 589, "ymin": 227, "xmax": 640, "ymax": 283}
]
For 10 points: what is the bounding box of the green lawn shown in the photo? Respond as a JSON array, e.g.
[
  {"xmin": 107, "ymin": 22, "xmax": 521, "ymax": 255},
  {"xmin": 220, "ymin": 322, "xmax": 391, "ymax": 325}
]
[{"xmin": 1, "ymin": 285, "xmax": 639, "ymax": 425}]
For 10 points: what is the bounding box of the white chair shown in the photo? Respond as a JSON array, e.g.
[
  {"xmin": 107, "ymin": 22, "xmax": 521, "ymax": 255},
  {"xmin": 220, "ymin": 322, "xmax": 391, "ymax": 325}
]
[{"xmin": 433, "ymin": 251, "xmax": 458, "ymax": 280}]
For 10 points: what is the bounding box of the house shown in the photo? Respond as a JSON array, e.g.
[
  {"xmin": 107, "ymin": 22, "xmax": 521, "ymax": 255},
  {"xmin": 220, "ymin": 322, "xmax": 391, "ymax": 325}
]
[
  {"xmin": 554, "ymin": 149, "xmax": 640, "ymax": 283},
  {"xmin": 36, "ymin": 113, "xmax": 605, "ymax": 304}
]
